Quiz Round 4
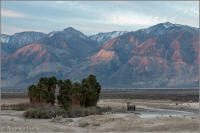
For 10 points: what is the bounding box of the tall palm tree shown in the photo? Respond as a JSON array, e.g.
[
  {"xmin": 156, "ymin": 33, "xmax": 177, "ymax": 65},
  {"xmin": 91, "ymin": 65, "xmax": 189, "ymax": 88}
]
[{"xmin": 28, "ymin": 85, "xmax": 37, "ymax": 103}]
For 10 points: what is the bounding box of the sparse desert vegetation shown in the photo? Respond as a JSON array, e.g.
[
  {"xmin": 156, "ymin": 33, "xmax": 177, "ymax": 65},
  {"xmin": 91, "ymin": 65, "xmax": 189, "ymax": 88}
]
[
  {"xmin": 23, "ymin": 105, "xmax": 110, "ymax": 119},
  {"xmin": 11, "ymin": 75, "xmax": 107, "ymax": 119},
  {"xmin": 1, "ymin": 97, "xmax": 199, "ymax": 132},
  {"xmin": 1, "ymin": 86, "xmax": 199, "ymax": 132}
]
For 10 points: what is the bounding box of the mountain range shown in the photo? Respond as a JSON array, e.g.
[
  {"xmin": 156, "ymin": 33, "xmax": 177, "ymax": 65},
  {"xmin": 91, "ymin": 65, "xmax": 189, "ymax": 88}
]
[{"xmin": 1, "ymin": 22, "xmax": 199, "ymax": 89}]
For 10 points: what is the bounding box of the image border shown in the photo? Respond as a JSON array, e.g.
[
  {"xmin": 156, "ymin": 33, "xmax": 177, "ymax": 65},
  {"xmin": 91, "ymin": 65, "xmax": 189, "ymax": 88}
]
[{"xmin": 0, "ymin": 0, "xmax": 199, "ymax": 133}]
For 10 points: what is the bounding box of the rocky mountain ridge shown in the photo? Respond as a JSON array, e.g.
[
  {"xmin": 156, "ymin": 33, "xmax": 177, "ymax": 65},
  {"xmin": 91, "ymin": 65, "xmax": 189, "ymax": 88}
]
[{"xmin": 1, "ymin": 22, "xmax": 199, "ymax": 89}]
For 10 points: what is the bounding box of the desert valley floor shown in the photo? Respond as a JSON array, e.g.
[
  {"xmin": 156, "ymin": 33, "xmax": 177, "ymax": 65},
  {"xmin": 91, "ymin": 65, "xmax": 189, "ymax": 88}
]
[{"xmin": 1, "ymin": 89, "xmax": 199, "ymax": 133}]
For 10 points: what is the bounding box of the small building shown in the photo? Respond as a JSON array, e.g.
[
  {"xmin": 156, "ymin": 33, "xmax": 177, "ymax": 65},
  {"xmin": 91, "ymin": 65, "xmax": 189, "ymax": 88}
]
[{"xmin": 127, "ymin": 102, "xmax": 136, "ymax": 111}]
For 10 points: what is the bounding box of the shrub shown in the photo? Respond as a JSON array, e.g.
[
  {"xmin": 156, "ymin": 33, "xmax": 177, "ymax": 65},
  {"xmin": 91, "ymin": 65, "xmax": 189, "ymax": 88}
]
[
  {"xmin": 93, "ymin": 122, "xmax": 100, "ymax": 127},
  {"xmin": 79, "ymin": 122, "xmax": 89, "ymax": 128},
  {"xmin": 23, "ymin": 105, "xmax": 111, "ymax": 119},
  {"xmin": 23, "ymin": 105, "xmax": 68, "ymax": 119},
  {"xmin": 24, "ymin": 108, "xmax": 52, "ymax": 119},
  {"xmin": 98, "ymin": 106, "xmax": 112, "ymax": 113},
  {"xmin": 51, "ymin": 115, "xmax": 63, "ymax": 122},
  {"xmin": 54, "ymin": 108, "xmax": 68, "ymax": 117}
]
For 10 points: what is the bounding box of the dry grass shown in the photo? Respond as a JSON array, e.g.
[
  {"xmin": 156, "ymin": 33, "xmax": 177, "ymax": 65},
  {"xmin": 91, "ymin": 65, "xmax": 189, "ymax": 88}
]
[
  {"xmin": 2, "ymin": 103, "xmax": 32, "ymax": 111},
  {"xmin": 23, "ymin": 105, "xmax": 112, "ymax": 119}
]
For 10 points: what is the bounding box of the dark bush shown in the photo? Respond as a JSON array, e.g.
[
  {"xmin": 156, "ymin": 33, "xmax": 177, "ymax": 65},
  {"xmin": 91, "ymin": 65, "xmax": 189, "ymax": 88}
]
[
  {"xmin": 79, "ymin": 122, "xmax": 89, "ymax": 128},
  {"xmin": 23, "ymin": 106, "xmax": 108, "ymax": 119},
  {"xmin": 24, "ymin": 108, "xmax": 51, "ymax": 119},
  {"xmin": 23, "ymin": 106, "xmax": 68, "ymax": 119}
]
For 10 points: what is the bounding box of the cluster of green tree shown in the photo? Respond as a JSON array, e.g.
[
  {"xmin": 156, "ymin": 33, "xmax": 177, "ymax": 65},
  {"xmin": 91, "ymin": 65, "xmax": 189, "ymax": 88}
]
[
  {"xmin": 57, "ymin": 75, "xmax": 101, "ymax": 109},
  {"xmin": 28, "ymin": 76, "xmax": 57, "ymax": 104},
  {"xmin": 28, "ymin": 75, "xmax": 101, "ymax": 109}
]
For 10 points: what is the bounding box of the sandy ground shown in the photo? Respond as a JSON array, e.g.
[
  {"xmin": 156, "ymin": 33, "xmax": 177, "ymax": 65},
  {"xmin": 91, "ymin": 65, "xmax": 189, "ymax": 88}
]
[
  {"xmin": 0, "ymin": 98, "xmax": 199, "ymax": 133},
  {"xmin": 1, "ymin": 98, "xmax": 29, "ymax": 105}
]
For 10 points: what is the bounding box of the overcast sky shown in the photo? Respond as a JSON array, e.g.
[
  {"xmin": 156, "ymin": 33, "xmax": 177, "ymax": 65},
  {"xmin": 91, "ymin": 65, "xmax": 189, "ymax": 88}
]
[{"xmin": 1, "ymin": 1, "xmax": 199, "ymax": 35}]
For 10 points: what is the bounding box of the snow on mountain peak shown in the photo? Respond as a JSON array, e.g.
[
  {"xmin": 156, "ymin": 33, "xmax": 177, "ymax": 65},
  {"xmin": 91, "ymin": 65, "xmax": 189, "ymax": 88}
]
[
  {"xmin": 89, "ymin": 31, "xmax": 128, "ymax": 44},
  {"xmin": 47, "ymin": 31, "xmax": 60, "ymax": 37},
  {"xmin": 1, "ymin": 34, "xmax": 10, "ymax": 43},
  {"xmin": 139, "ymin": 22, "xmax": 197, "ymax": 36}
]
